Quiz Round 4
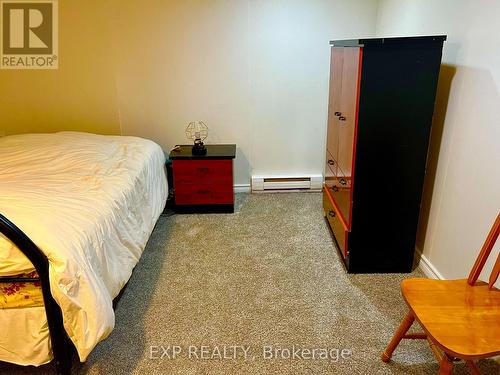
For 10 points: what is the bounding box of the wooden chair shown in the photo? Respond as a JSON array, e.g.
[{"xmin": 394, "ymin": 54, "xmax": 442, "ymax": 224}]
[{"xmin": 382, "ymin": 212, "xmax": 500, "ymax": 374}]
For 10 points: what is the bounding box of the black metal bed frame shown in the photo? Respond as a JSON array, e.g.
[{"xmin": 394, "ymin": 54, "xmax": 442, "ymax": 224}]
[{"xmin": 0, "ymin": 213, "xmax": 73, "ymax": 375}]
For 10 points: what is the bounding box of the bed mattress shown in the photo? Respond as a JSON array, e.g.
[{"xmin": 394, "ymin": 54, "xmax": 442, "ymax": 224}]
[{"xmin": 0, "ymin": 132, "xmax": 167, "ymax": 365}]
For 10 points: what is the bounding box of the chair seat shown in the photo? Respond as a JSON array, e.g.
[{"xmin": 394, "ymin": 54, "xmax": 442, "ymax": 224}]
[{"xmin": 402, "ymin": 278, "xmax": 500, "ymax": 360}]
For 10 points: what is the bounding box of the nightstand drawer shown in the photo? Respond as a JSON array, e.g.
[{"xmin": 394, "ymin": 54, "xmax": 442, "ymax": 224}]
[
  {"xmin": 173, "ymin": 160, "xmax": 232, "ymax": 183},
  {"xmin": 175, "ymin": 184, "xmax": 234, "ymax": 205}
]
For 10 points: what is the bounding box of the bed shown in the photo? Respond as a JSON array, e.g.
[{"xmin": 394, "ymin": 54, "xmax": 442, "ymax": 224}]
[{"xmin": 0, "ymin": 132, "xmax": 168, "ymax": 373}]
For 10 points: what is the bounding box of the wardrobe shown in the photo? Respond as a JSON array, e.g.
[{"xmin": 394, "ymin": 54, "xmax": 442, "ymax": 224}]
[{"xmin": 323, "ymin": 36, "xmax": 446, "ymax": 273}]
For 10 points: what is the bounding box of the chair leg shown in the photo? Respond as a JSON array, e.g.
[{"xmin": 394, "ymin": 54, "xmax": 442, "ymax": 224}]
[
  {"xmin": 466, "ymin": 360, "xmax": 481, "ymax": 375},
  {"xmin": 438, "ymin": 354, "xmax": 454, "ymax": 375},
  {"xmin": 381, "ymin": 310, "xmax": 415, "ymax": 362}
]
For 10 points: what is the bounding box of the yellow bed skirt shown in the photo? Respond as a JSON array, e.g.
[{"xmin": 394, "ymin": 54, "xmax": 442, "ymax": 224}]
[{"xmin": 0, "ymin": 272, "xmax": 44, "ymax": 309}]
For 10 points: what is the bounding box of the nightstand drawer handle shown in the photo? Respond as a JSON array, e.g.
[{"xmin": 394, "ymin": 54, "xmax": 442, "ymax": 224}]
[
  {"xmin": 339, "ymin": 116, "xmax": 346, "ymax": 121},
  {"xmin": 196, "ymin": 167, "xmax": 210, "ymax": 172},
  {"xmin": 332, "ymin": 186, "xmax": 339, "ymax": 192},
  {"xmin": 328, "ymin": 159, "xmax": 334, "ymax": 166},
  {"xmin": 328, "ymin": 210, "xmax": 336, "ymax": 218},
  {"xmin": 339, "ymin": 178, "xmax": 347, "ymax": 186}
]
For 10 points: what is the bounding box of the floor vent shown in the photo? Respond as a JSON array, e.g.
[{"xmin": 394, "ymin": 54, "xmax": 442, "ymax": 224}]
[{"xmin": 251, "ymin": 175, "xmax": 322, "ymax": 192}]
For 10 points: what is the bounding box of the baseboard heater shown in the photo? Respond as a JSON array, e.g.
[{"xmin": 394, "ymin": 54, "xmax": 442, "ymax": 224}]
[{"xmin": 251, "ymin": 175, "xmax": 323, "ymax": 192}]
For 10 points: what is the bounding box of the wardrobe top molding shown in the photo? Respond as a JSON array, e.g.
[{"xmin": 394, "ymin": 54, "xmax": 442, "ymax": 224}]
[{"xmin": 330, "ymin": 35, "xmax": 447, "ymax": 47}]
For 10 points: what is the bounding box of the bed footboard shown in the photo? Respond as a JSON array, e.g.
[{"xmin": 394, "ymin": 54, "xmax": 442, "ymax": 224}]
[{"xmin": 0, "ymin": 213, "xmax": 73, "ymax": 375}]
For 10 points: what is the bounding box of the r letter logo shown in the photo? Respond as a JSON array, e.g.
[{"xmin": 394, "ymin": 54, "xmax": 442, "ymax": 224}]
[{"xmin": 1, "ymin": 0, "xmax": 58, "ymax": 69}]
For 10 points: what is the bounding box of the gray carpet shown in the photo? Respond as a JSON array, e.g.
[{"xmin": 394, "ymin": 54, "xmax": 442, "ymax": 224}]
[{"xmin": 1, "ymin": 193, "xmax": 498, "ymax": 374}]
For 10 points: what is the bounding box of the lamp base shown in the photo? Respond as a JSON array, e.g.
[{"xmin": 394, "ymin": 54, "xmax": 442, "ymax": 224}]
[{"xmin": 192, "ymin": 141, "xmax": 207, "ymax": 155}]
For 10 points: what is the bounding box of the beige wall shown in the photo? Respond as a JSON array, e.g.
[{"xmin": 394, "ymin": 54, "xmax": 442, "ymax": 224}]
[
  {"xmin": 111, "ymin": 0, "xmax": 378, "ymax": 185},
  {"xmin": 1, "ymin": 0, "xmax": 378, "ymax": 185},
  {"xmin": 0, "ymin": 1, "xmax": 121, "ymax": 135},
  {"xmin": 376, "ymin": 0, "xmax": 500, "ymax": 282}
]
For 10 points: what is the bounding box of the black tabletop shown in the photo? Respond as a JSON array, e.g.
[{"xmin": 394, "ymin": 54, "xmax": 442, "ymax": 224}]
[
  {"xmin": 169, "ymin": 144, "xmax": 236, "ymax": 160},
  {"xmin": 330, "ymin": 35, "xmax": 446, "ymax": 47}
]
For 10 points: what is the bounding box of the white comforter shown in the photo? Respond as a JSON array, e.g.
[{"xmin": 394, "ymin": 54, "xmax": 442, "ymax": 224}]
[{"xmin": 0, "ymin": 132, "xmax": 167, "ymax": 361}]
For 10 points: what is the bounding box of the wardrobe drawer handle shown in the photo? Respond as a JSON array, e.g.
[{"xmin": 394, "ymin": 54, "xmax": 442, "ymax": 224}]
[
  {"xmin": 328, "ymin": 159, "xmax": 334, "ymax": 165},
  {"xmin": 328, "ymin": 210, "xmax": 336, "ymax": 218},
  {"xmin": 334, "ymin": 111, "xmax": 341, "ymax": 116},
  {"xmin": 339, "ymin": 116, "xmax": 346, "ymax": 121}
]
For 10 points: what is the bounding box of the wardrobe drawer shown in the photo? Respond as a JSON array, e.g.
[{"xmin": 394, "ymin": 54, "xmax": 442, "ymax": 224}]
[
  {"xmin": 323, "ymin": 190, "xmax": 348, "ymax": 258},
  {"xmin": 327, "ymin": 177, "xmax": 352, "ymax": 228}
]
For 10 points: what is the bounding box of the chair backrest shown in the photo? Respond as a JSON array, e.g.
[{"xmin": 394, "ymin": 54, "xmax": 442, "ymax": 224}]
[
  {"xmin": 467, "ymin": 212, "xmax": 500, "ymax": 288},
  {"xmin": 490, "ymin": 252, "xmax": 500, "ymax": 288}
]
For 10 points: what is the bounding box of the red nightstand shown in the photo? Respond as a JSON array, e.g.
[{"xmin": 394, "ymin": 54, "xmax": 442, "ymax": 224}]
[{"xmin": 169, "ymin": 144, "xmax": 236, "ymax": 213}]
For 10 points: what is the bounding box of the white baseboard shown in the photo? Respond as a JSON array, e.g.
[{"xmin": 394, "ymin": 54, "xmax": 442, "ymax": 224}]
[
  {"xmin": 234, "ymin": 184, "xmax": 251, "ymax": 193},
  {"xmin": 251, "ymin": 189, "xmax": 322, "ymax": 194},
  {"xmin": 234, "ymin": 184, "xmax": 323, "ymax": 193},
  {"xmin": 416, "ymin": 247, "xmax": 444, "ymax": 280}
]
